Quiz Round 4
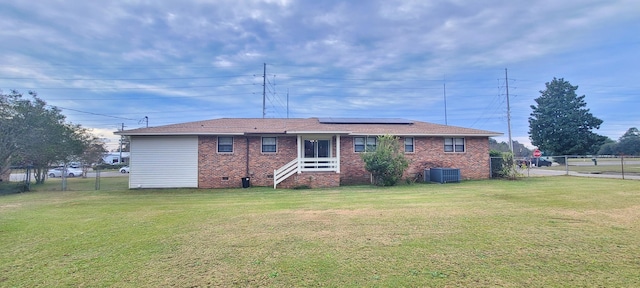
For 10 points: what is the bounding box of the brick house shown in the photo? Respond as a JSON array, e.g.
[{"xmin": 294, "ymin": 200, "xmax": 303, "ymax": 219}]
[{"xmin": 115, "ymin": 118, "xmax": 502, "ymax": 189}]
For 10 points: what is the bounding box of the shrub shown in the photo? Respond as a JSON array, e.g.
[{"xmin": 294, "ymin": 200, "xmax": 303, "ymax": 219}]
[
  {"xmin": 360, "ymin": 135, "xmax": 409, "ymax": 186},
  {"xmin": 490, "ymin": 150, "xmax": 503, "ymax": 178}
]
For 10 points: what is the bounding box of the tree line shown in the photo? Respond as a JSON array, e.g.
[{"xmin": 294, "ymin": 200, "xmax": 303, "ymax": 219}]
[
  {"xmin": 529, "ymin": 78, "xmax": 639, "ymax": 157},
  {"xmin": 494, "ymin": 77, "xmax": 638, "ymax": 158},
  {"xmin": 1, "ymin": 90, "xmax": 106, "ymax": 184}
]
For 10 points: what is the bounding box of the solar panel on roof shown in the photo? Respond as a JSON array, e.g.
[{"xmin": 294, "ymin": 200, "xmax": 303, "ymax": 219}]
[{"xmin": 318, "ymin": 118, "xmax": 414, "ymax": 124}]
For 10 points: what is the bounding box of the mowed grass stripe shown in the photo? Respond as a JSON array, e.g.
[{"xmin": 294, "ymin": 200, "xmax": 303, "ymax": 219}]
[{"xmin": 1, "ymin": 176, "xmax": 639, "ymax": 287}]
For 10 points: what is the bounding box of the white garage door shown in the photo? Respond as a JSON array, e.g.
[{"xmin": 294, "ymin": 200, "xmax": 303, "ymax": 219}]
[{"xmin": 129, "ymin": 136, "xmax": 198, "ymax": 188}]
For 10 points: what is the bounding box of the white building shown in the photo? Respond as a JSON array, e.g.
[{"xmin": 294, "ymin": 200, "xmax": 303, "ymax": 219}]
[{"xmin": 102, "ymin": 152, "xmax": 130, "ymax": 165}]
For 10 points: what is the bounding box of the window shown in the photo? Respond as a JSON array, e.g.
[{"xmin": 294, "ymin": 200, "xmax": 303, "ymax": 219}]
[
  {"xmin": 444, "ymin": 138, "xmax": 465, "ymax": 152},
  {"xmin": 218, "ymin": 136, "xmax": 233, "ymax": 153},
  {"xmin": 262, "ymin": 137, "xmax": 277, "ymax": 153},
  {"xmin": 354, "ymin": 137, "xmax": 365, "ymax": 152},
  {"xmin": 354, "ymin": 136, "xmax": 377, "ymax": 152},
  {"xmin": 404, "ymin": 137, "xmax": 414, "ymax": 152}
]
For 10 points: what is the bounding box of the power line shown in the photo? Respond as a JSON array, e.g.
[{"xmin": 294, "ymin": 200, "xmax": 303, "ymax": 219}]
[
  {"xmin": 6, "ymin": 84, "xmax": 254, "ymax": 90},
  {"xmin": 0, "ymin": 75, "xmax": 252, "ymax": 81},
  {"xmin": 44, "ymin": 92, "xmax": 255, "ymax": 101},
  {"xmin": 53, "ymin": 105, "xmax": 137, "ymax": 121}
]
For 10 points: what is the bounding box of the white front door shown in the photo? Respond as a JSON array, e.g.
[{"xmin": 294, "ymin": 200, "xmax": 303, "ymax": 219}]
[
  {"xmin": 304, "ymin": 139, "xmax": 330, "ymax": 158},
  {"xmin": 303, "ymin": 138, "xmax": 331, "ymax": 168}
]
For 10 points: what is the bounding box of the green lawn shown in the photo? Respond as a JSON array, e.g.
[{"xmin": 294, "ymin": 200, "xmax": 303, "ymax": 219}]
[{"xmin": 1, "ymin": 177, "xmax": 639, "ymax": 287}]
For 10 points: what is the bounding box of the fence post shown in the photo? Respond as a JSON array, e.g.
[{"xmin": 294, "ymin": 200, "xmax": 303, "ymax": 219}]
[
  {"xmin": 621, "ymin": 155, "xmax": 625, "ymax": 180},
  {"xmin": 24, "ymin": 166, "xmax": 31, "ymax": 191},
  {"xmin": 95, "ymin": 169, "xmax": 101, "ymax": 190},
  {"xmin": 565, "ymin": 155, "xmax": 569, "ymax": 175}
]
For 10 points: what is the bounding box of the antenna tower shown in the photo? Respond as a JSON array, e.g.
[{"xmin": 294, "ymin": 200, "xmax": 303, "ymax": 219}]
[{"xmin": 505, "ymin": 68, "xmax": 513, "ymax": 153}]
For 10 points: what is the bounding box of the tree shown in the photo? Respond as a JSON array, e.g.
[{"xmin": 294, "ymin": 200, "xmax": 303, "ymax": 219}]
[
  {"xmin": 489, "ymin": 139, "xmax": 532, "ymax": 157},
  {"xmin": 597, "ymin": 139, "xmax": 617, "ymax": 155},
  {"xmin": 78, "ymin": 136, "xmax": 108, "ymax": 176},
  {"xmin": 0, "ymin": 91, "xmax": 23, "ymax": 178},
  {"xmin": 529, "ymin": 78, "xmax": 606, "ymax": 155},
  {"xmin": 360, "ymin": 135, "xmax": 409, "ymax": 186},
  {"xmin": 1, "ymin": 90, "xmax": 97, "ymax": 184},
  {"xmin": 489, "ymin": 139, "xmax": 509, "ymax": 153},
  {"xmin": 600, "ymin": 127, "xmax": 640, "ymax": 156},
  {"xmin": 617, "ymin": 127, "xmax": 640, "ymax": 155}
]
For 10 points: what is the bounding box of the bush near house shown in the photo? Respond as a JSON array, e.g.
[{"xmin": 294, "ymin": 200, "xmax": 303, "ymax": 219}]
[{"xmin": 360, "ymin": 135, "xmax": 409, "ymax": 186}]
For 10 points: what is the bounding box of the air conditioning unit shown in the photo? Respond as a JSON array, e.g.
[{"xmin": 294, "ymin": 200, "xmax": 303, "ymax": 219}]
[{"xmin": 429, "ymin": 168, "xmax": 461, "ymax": 184}]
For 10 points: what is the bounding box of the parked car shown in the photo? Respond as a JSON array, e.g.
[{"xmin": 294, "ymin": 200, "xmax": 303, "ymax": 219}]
[
  {"xmin": 48, "ymin": 167, "xmax": 83, "ymax": 178},
  {"xmin": 516, "ymin": 158, "xmax": 530, "ymax": 167},
  {"xmin": 531, "ymin": 157, "xmax": 553, "ymax": 167},
  {"xmin": 516, "ymin": 158, "xmax": 553, "ymax": 167},
  {"xmin": 119, "ymin": 166, "xmax": 130, "ymax": 173}
]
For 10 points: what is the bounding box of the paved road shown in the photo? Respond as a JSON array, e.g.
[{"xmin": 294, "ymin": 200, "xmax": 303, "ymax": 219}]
[
  {"xmin": 569, "ymin": 160, "xmax": 640, "ymax": 166},
  {"xmin": 521, "ymin": 167, "xmax": 640, "ymax": 180}
]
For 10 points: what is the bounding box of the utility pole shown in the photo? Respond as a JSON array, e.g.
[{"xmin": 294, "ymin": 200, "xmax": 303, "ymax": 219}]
[
  {"xmin": 505, "ymin": 68, "xmax": 513, "ymax": 154},
  {"xmin": 262, "ymin": 63, "xmax": 266, "ymax": 118},
  {"xmin": 443, "ymin": 75, "xmax": 448, "ymax": 125},
  {"xmin": 119, "ymin": 123, "xmax": 125, "ymax": 164}
]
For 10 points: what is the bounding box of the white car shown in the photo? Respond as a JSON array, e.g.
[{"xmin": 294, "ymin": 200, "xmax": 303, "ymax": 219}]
[
  {"xmin": 48, "ymin": 167, "xmax": 83, "ymax": 178},
  {"xmin": 120, "ymin": 166, "xmax": 130, "ymax": 173}
]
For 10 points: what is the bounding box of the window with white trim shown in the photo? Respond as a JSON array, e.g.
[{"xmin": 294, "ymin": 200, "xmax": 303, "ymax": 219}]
[
  {"xmin": 444, "ymin": 137, "xmax": 465, "ymax": 152},
  {"xmin": 217, "ymin": 136, "xmax": 233, "ymax": 153},
  {"xmin": 404, "ymin": 137, "xmax": 414, "ymax": 152},
  {"xmin": 354, "ymin": 136, "xmax": 377, "ymax": 152},
  {"xmin": 262, "ymin": 137, "xmax": 277, "ymax": 153}
]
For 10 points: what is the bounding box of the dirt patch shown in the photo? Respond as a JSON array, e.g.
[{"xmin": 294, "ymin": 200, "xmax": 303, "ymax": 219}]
[
  {"xmin": 0, "ymin": 204, "xmax": 22, "ymax": 210},
  {"xmin": 289, "ymin": 208, "xmax": 379, "ymax": 219},
  {"xmin": 555, "ymin": 205, "xmax": 640, "ymax": 226}
]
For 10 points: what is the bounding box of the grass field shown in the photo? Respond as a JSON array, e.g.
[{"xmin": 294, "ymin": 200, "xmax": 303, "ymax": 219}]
[{"xmin": 1, "ymin": 176, "xmax": 639, "ymax": 287}]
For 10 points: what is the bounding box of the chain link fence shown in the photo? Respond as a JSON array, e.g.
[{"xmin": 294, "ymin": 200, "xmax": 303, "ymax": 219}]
[
  {"xmin": 2, "ymin": 168, "xmax": 128, "ymax": 194},
  {"xmin": 491, "ymin": 155, "xmax": 640, "ymax": 180}
]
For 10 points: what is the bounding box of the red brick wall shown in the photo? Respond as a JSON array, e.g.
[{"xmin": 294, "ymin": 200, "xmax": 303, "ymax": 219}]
[
  {"xmin": 405, "ymin": 136, "xmax": 490, "ymax": 180},
  {"xmin": 199, "ymin": 136, "xmax": 247, "ymax": 188},
  {"xmin": 198, "ymin": 135, "xmax": 491, "ymax": 188},
  {"xmin": 248, "ymin": 136, "xmax": 298, "ymax": 187},
  {"xmin": 277, "ymin": 172, "xmax": 341, "ymax": 189},
  {"xmin": 339, "ymin": 137, "xmax": 373, "ymax": 185},
  {"xmin": 199, "ymin": 135, "xmax": 299, "ymax": 188},
  {"xmin": 339, "ymin": 136, "xmax": 491, "ymax": 185}
]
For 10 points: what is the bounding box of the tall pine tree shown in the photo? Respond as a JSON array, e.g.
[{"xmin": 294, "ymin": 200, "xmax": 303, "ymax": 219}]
[{"xmin": 529, "ymin": 78, "xmax": 606, "ymax": 155}]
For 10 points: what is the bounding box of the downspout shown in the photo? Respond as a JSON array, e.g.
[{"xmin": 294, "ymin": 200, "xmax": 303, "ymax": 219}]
[{"xmin": 246, "ymin": 137, "xmax": 250, "ymax": 177}]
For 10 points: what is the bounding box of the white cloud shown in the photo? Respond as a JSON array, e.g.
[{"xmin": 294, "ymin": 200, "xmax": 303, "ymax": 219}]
[{"xmin": 0, "ymin": 0, "xmax": 637, "ymax": 141}]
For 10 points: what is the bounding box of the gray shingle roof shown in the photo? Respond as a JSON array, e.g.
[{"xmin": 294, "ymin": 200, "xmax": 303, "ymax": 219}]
[{"xmin": 115, "ymin": 118, "xmax": 502, "ymax": 137}]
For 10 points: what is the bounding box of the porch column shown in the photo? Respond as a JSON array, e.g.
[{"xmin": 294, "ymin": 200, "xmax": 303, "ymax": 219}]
[
  {"xmin": 296, "ymin": 135, "xmax": 302, "ymax": 174},
  {"xmin": 336, "ymin": 134, "xmax": 340, "ymax": 173}
]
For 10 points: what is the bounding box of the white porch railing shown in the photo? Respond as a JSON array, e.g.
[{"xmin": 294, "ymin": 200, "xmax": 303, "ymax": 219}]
[
  {"xmin": 274, "ymin": 157, "xmax": 339, "ymax": 188},
  {"xmin": 274, "ymin": 159, "xmax": 298, "ymax": 189}
]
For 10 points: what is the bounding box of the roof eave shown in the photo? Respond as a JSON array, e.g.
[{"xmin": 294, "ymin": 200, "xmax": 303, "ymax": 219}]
[
  {"xmin": 285, "ymin": 131, "xmax": 352, "ymax": 135},
  {"xmin": 116, "ymin": 132, "xmax": 503, "ymax": 137},
  {"xmin": 348, "ymin": 132, "xmax": 504, "ymax": 137},
  {"xmin": 114, "ymin": 132, "xmax": 244, "ymax": 136}
]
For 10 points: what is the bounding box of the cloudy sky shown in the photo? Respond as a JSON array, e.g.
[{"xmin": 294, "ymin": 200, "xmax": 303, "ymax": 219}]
[{"xmin": 1, "ymin": 0, "xmax": 638, "ymax": 150}]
